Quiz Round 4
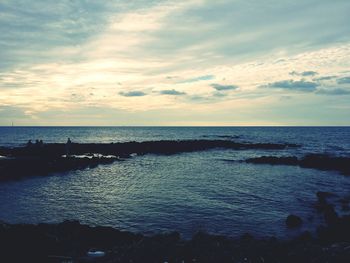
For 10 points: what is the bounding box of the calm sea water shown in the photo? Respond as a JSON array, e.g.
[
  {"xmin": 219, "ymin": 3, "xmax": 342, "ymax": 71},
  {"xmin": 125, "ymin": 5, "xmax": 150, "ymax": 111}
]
[{"xmin": 0, "ymin": 127, "xmax": 349, "ymax": 239}]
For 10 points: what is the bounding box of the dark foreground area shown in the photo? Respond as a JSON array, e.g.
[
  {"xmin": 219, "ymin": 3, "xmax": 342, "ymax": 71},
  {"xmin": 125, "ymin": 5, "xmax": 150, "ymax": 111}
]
[
  {"xmin": 1, "ymin": 192, "xmax": 350, "ymax": 263},
  {"xmin": 1, "ymin": 213, "xmax": 350, "ymax": 263}
]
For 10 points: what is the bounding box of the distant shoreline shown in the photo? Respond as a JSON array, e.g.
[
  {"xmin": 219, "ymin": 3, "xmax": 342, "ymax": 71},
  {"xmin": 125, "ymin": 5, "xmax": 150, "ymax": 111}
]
[{"xmin": 1, "ymin": 125, "xmax": 350, "ymax": 128}]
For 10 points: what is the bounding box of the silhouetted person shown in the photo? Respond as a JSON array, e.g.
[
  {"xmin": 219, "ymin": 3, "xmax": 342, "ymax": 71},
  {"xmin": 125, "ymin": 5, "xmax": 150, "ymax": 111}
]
[
  {"xmin": 66, "ymin": 138, "xmax": 72, "ymax": 157},
  {"xmin": 26, "ymin": 140, "xmax": 33, "ymax": 147}
]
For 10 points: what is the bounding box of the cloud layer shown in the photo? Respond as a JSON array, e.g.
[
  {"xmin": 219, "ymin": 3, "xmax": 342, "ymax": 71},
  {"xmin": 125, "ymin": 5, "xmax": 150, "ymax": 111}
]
[{"xmin": 0, "ymin": 0, "xmax": 350, "ymax": 125}]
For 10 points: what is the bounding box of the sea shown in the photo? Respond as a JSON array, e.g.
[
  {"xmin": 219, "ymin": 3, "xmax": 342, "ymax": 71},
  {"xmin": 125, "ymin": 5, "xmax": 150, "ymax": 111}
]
[{"xmin": 0, "ymin": 126, "xmax": 349, "ymax": 239}]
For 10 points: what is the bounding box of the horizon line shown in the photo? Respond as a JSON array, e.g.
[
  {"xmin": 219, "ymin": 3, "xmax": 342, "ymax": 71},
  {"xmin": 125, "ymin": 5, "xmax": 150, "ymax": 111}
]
[{"xmin": 1, "ymin": 125, "xmax": 350, "ymax": 128}]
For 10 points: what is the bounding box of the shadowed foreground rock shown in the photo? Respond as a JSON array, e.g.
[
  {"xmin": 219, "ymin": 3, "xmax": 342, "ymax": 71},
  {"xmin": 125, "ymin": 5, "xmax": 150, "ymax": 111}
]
[
  {"xmin": 0, "ymin": 140, "xmax": 299, "ymax": 182},
  {"xmin": 244, "ymin": 154, "xmax": 350, "ymax": 175},
  {"xmin": 1, "ymin": 218, "xmax": 350, "ymax": 263}
]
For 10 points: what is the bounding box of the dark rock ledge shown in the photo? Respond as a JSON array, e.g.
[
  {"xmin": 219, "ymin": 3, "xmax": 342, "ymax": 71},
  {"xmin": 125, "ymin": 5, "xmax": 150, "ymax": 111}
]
[
  {"xmin": 0, "ymin": 140, "xmax": 299, "ymax": 182},
  {"xmin": 243, "ymin": 154, "xmax": 350, "ymax": 175}
]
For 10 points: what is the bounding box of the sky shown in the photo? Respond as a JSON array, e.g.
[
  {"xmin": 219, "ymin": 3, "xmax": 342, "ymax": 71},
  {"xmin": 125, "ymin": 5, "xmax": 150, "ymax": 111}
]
[{"xmin": 0, "ymin": 0, "xmax": 350, "ymax": 126}]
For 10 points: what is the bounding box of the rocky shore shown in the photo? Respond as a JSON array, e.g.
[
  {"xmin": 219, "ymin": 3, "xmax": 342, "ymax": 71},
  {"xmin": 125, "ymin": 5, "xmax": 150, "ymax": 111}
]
[
  {"xmin": 1, "ymin": 191, "xmax": 350, "ymax": 263},
  {"xmin": 0, "ymin": 140, "xmax": 298, "ymax": 181},
  {"xmin": 243, "ymin": 154, "xmax": 350, "ymax": 175},
  {"xmin": 0, "ymin": 218, "xmax": 349, "ymax": 263}
]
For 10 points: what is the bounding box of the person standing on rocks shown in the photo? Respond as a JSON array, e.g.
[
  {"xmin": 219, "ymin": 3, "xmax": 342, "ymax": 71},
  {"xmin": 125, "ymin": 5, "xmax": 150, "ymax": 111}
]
[{"xmin": 66, "ymin": 138, "xmax": 72, "ymax": 157}]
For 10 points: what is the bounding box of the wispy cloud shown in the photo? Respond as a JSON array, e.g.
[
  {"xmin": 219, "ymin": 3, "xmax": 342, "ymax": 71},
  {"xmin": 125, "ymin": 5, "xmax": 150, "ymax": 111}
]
[
  {"xmin": 178, "ymin": 75, "xmax": 215, "ymax": 84},
  {"xmin": 337, "ymin": 76, "xmax": 350, "ymax": 84},
  {"xmin": 263, "ymin": 80, "xmax": 318, "ymax": 92},
  {"xmin": 316, "ymin": 88, "xmax": 350, "ymax": 95},
  {"xmin": 159, "ymin": 89, "xmax": 186, "ymax": 95},
  {"xmin": 290, "ymin": 71, "xmax": 318, "ymax": 77},
  {"xmin": 211, "ymin": 84, "xmax": 238, "ymax": 91},
  {"xmin": 314, "ymin": 75, "xmax": 337, "ymax": 81},
  {"xmin": 119, "ymin": 91, "xmax": 147, "ymax": 97}
]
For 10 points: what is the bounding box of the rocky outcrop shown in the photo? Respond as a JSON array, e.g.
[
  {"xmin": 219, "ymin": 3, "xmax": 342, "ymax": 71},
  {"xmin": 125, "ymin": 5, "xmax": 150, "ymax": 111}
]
[
  {"xmin": 244, "ymin": 154, "xmax": 350, "ymax": 175},
  {"xmin": 0, "ymin": 140, "xmax": 299, "ymax": 158},
  {"xmin": 0, "ymin": 140, "xmax": 299, "ymax": 182}
]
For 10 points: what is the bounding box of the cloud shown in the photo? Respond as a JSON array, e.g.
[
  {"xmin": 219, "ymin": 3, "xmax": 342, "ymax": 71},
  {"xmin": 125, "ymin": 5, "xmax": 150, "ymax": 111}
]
[
  {"xmin": 337, "ymin": 76, "xmax": 350, "ymax": 84},
  {"xmin": 178, "ymin": 75, "xmax": 215, "ymax": 83},
  {"xmin": 0, "ymin": 1, "xmax": 118, "ymax": 70},
  {"xmin": 119, "ymin": 91, "xmax": 147, "ymax": 97},
  {"xmin": 316, "ymin": 88, "xmax": 350, "ymax": 95},
  {"xmin": 1, "ymin": 1, "xmax": 350, "ymax": 125},
  {"xmin": 159, "ymin": 89, "xmax": 186, "ymax": 95},
  {"xmin": 211, "ymin": 84, "xmax": 238, "ymax": 91},
  {"xmin": 264, "ymin": 79, "xmax": 318, "ymax": 91},
  {"xmin": 188, "ymin": 95, "xmax": 211, "ymax": 103},
  {"xmin": 212, "ymin": 92, "xmax": 228, "ymax": 97},
  {"xmin": 314, "ymin": 75, "xmax": 337, "ymax": 81},
  {"xmin": 290, "ymin": 71, "xmax": 318, "ymax": 77},
  {"xmin": 0, "ymin": 105, "xmax": 27, "ymax": 118},
  {"xmin": 144, "ymin": 0, "xmax": 350, "ymax": 66}
]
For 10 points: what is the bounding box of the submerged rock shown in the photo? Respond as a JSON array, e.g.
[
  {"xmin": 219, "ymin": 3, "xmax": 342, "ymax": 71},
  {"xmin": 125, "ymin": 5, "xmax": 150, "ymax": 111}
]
[
  {"xmin": 245, "ymin": 156, "xmax": 299, "ymax": 166},
  {"xmin": 286, "ymin": 215, "xmax": 303, "ymax": 228}
]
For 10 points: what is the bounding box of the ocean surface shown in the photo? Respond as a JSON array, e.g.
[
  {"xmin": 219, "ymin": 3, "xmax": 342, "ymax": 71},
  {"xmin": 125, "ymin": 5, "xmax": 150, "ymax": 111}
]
[{"xmin": 0, "ymin": 126, "xmax": 349, "ymax": 239}]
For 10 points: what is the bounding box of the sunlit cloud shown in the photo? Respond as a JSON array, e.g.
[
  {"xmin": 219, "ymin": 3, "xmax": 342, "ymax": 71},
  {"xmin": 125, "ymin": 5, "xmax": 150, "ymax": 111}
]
[{"xmin": 0, "ymin": 0, "xmax": 350, "ymax": 125}]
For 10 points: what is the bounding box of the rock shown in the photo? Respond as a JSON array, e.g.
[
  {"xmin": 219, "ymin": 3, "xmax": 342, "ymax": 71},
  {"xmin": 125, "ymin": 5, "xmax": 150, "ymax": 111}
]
[
  {"xmin": 342, "ymin": 204, "xmax": 350, "ymax": 211},
  {"xmin": 286, "ymin": 215, "xmax": 303, "ymax": 228},
  {"xmin": 244, "ymin": 156, "xmax": 299, "ymax": 166},
  {"xmin": 296, "ymin": 231, "xmax": 313, "ymax": 242},
  {"xmin": 244, "ymin": 154, "xmax": 350, "ymax": 175},
  {"xmin": 315, "ymin": 192, "xmax": 337, "ymax": 213},
  {"xmin": 324, "ymin": 205, "xmax": 339, "ymax": 225},
  {"xmin": 0, "ymin": 140, "xmax": 301, "ymax": 182},
  {"xmin": 317, "ymin": 191, "xmax": 335, "ymax": 205}
]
